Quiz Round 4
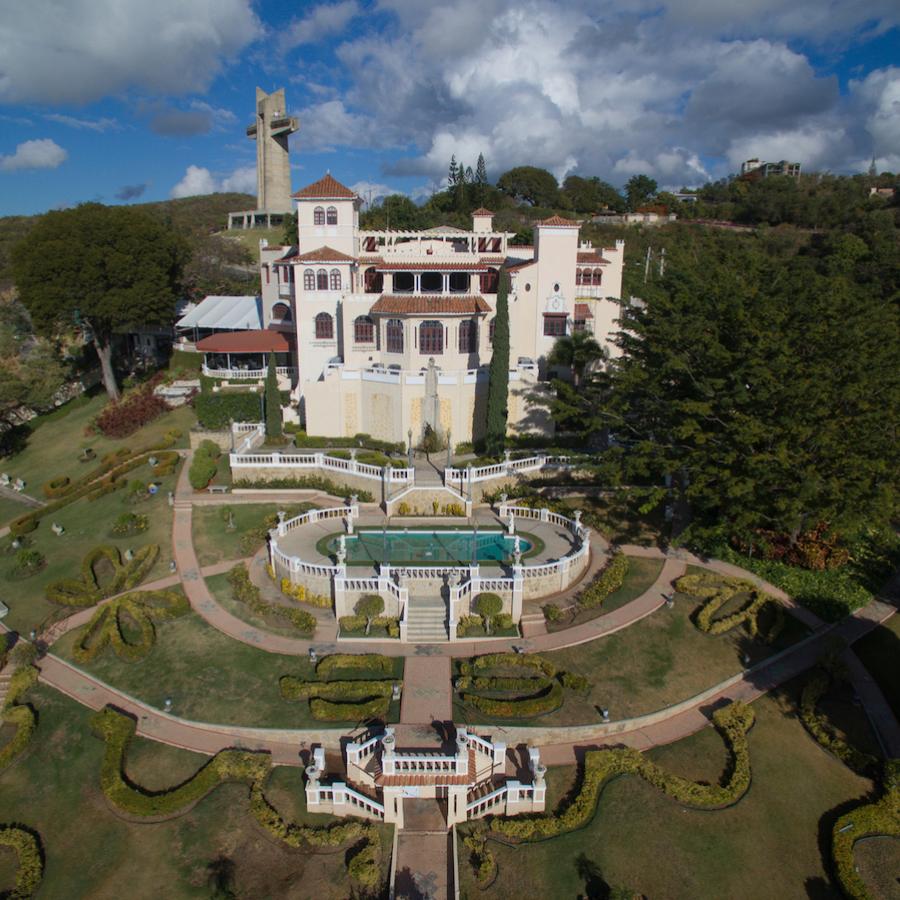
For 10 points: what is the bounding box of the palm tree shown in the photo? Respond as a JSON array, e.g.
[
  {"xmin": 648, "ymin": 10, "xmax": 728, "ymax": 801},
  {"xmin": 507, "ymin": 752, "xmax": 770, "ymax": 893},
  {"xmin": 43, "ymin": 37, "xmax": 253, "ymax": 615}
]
[{"xmin": 548, "ymin": 330, "xmax": 606, "ymax": 387}]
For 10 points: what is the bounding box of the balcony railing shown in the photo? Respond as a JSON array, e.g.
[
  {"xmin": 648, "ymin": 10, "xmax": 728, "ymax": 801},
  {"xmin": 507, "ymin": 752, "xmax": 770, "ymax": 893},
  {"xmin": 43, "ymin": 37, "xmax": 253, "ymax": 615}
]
[{"xmin": 202, "ymin": 364, "xmax": 296, "ymax": 380}]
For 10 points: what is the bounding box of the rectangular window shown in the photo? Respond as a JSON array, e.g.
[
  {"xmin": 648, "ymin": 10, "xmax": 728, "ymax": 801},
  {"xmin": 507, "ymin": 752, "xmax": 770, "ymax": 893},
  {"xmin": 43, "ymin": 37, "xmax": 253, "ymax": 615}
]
[{"xmin": 543, "ymin": 314, "xmax": 567, "ymax": 337}]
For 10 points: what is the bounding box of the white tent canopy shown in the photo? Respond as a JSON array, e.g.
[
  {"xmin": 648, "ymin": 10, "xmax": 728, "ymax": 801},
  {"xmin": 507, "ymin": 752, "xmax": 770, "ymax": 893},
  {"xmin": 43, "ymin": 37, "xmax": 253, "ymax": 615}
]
[{"xmin": 175, "ymin": 295, "xmax": 263, "ymax": 332}]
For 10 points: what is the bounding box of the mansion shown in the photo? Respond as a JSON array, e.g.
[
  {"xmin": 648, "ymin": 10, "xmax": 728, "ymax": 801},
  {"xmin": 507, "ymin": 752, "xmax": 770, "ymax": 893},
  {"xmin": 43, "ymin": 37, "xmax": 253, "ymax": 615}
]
[{"xmin": 210, "ymin": 173, "xmax": 625, "ymax": 444}]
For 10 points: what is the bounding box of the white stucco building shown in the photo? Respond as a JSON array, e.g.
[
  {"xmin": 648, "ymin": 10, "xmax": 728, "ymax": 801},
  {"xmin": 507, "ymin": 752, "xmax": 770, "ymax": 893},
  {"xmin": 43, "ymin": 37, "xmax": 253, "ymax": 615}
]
[{"xmin": 233, "ymin": 172, "xmax": 625, "ymax": 444}]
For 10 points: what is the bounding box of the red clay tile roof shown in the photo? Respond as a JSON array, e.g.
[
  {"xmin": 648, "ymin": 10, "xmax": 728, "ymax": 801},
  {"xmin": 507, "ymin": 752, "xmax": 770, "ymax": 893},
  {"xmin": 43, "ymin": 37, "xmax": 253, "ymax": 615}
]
[
  {"xmin": 375, "ymin": 260, "xmax": 489, "ymax": 271},
  {"xmin": 576, "ymin": 252, "xmax": 610, "ymax": 264},
  {"xmin": 292, "ymin": 245, "xmax": 355, "ymax": 263},
  {"xmin": 196, "ymin": 330, "xmax": 293, "ymax": 353},
  {"xmin": 472, "ymin": 207, "xmax": 494, "ymax": 216},
  {"xmin": 375, "ymin": 750, "xmax": 477, "ymax": 787},
  {"xmin": 574, "ymin": 303, "xmax": 593, "ymax": 319},
  {"xmin": 537, "ymin": 215, "xmax": 579, "ymax": 227},
  {"xmin": 369, "ymin": 295, "xmax": 490, "ymax": 315},
  {"xmin": 292, "ymin": 173, "xmax": 357, "ymax": 199}
]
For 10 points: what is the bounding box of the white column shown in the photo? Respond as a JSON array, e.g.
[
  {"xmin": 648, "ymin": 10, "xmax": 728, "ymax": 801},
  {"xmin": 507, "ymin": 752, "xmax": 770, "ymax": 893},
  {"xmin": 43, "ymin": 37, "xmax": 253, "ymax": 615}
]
[{"xmin": 512, "ymin": 566, "xmax": 524, "ymax": 622}]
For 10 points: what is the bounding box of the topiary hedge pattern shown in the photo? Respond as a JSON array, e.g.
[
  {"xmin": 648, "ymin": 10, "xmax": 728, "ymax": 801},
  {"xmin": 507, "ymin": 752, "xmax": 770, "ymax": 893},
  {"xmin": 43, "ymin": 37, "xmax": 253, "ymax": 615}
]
[
  {"xmin": 280, "ymin": 678, "xmax": 394, "ymax": 702},
  {"xmin": 0, "ymin": 666, "xmax": 39, "ymax": 771},
  {"xmin": 90, "ymin": 705, "xmax": 384, "ymax": 888},
  {"xmin": 189, "ymin": 440, "xmax": 221, "ymax": 490},
  {"xmin": 73, "ymin": 590, "xmax": 189, "ymax": 663},
  {"xmin": 492, "ymin": 702, "xmax": 755, "ymax": 841},
  {"xmin": 799, "ymin": 667, "xmax": 880, "ymax": 778},
  {"xmin": 226, "ymin": 565, "xmax": 315, "ymax": 633},
  {"xmin": 338, "ymin": 614, "xmax": 400, "ymax": 638},
  {"xmin": 831, "ymin": 759, "xmax": 900, "ymax": 900},
  {"xmin": 45, "ymin": 544, "xmax": 160, "ymax": 607},
  {"xmin": 676, "ymin": 571, "xmax": 785, "ymax": 642},
  {"xmin": 316, "ymin": 654, "xmax": 394, "ymax": 678},
  {"xmin": 0, "ymin": 824, "xmax": 44, "ymax": 899},
  {"xmin": 576, "ymin": 551, "xmax": 629, "ymax": 610}
]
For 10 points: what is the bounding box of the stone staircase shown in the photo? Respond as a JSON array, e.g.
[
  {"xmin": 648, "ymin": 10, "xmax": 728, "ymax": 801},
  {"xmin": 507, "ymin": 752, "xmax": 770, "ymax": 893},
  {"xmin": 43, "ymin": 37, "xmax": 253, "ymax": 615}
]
[
  {"xmin": 405, "ymin": 596, "xmax": 449, "ymax": 642},
  {"xmin": 0, "ymin": 663, "xmax": 15, "ymax": 708}
]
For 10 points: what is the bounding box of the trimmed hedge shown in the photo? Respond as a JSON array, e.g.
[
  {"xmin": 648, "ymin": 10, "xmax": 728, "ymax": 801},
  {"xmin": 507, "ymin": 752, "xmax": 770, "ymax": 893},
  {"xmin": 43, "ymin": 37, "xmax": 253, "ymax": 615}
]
[
  {"xmin": 0, "ymin": 666, "xmax": 39, "ymax": 771},
  {"xmin": 576, "ymin": 551, "xmax": 629, "ymax": 610},
  {"xmin": 339, "ymin": 615, "xmax": 400, "ymax": 638},
  {"xmin": 460, "ymin": 652, "xmax": 557, "ymax": 678},
  {"xmin": 456, "ymin": 675, "xmax": 546, "ymax": 693},
  {"xmin": 280, "ymin": 677, "xmax": 394, "ymax": 701},
  {"xmin": 493, "ymin": 702, "xmax": 756, "ymax": 840},
  {"xmin": 189, "ymin": 439, "xmax": 221, "ymax": 490},
  {"xmin": 463, "ymin": 830, "xmax": 497, "ymax": 887},
  {"xmin": 0, "ymin": 824, "xmax": 44, "ymax": 899},
  {"xmin": 292, "ymin": 429, "xmax": 404, "ymax": 454},
  {"xmin": 461, "ymin": 680, "xmax": 564, "ymax": 718},
  {"xmin": 800, "ymin": 668, "xmax": 879, "ymax": 777},
  {"xmin": 226, "ymin": 565, "xmax": 315, "ymax": 633},
  {"xmin": 279, "ymin": 578, "xmax": 331, "ymax": 608},
  {"xmin": 316, "ymin": 654, "xmax": 394, "ymax": 677},
  {"xmin": 194, "ymin": 392, "xmax": 261, "ymax": 430},
  {"xmin": 831, "ymin": 759, "xmax": 900, "ymax": 900},
  {"xmin": 45, "ymin": 544, "xmax": 160, "ymax": 607},
  {"xmin": 309, "ymin": 695, "xmax": 391, "ymax": 721},
  {"xmin": 233, "ymin": 475, "xmax": 374, "ymax": 502},
  {"xmin": 73, "ymin": 590, "xmax": 189, "ymax": 663},
  {"xmin": 676, "ymin": 572, "xmax": 785, "ymax": 643}
]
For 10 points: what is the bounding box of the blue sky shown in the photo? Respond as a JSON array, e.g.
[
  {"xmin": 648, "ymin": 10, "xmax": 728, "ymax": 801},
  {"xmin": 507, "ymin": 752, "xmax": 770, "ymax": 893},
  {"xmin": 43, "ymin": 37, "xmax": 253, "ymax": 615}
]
[{"xmin": 0, "ymin": 0, "xmax": 898, "ymax": 217}]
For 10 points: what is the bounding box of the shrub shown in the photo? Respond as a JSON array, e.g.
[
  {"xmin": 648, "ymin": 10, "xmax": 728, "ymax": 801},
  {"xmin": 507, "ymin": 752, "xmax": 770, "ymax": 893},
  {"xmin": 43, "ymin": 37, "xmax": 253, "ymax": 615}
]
[
  {"xmin": 461, "ymin": 680, "xmax": 564, "ymax": 718},
  {"xmin": 95, "ymin": 382, "xmax": 170, "ymax": 438},
  {"xmin": 279, "ymin": 578, "xmax": 331, "ymax": 608},
  {"xmin": 474, "ymin": 592, "xmax": 503, "ymax": 634},
  {"xmin": 463, "ymin": 830, "xmax": 496, "ymax": 887},
  {"xmin": 42, "ymin": 475, "xmax": 71, "ymax": 498},
  {"xmin": 457, "ymin": 615, "xmax": 483, "ymax": 635},
  {"xmin": 10, "ymin": 548, "xmax": 45, "ymax": 579},
  {"xmin": 397, "ymin": 502, "xmax": 411, "ymax": 516},
  {"xmin": 355, "ymin": 594, "xmax": 385, "ymax": 635},
  {"xmin": 189, "ymin": 440, "xmax": 221, "ymax": 490},
  {"xmin": 0, "ymin": 665, "xmax": 39, "ymax": 771},
  {"xmin": 226, "ymin": 565, "xmax": 315, "ymax": 633},
  {"xmin": 463, "ymin": 652, "xmax": 557, "ymax": 677},
  {"xmin": 194, "ymin": 392, "xmax": 261, "ymax": 430},
  {"xmin": 309, "ymin": 695, "xmax": 391, "ymax": 721},
  {"xmin": 339, "ymin": 615, "xmax": 400, "ymax": 638},
  {"xmin": 543, "ymin": 603, "xmax": 562, "ymax": 623},
  {"xmin": 576, "ymin": 551, "xmax": 629, "ymax": 610},
  {"xmin": 560, "ymin": 671, "xmax": 590, "ymax": 692},
  {"xmin": 493, "ymin": 702, "xmax": 755, "ymax": 841},
  {"xmin": 280, "ymin": 677, "xmax": 394, "ymax": 701},
  {"xmin": 316, "ymin": 654, "xmax": 394, "ymax": 677},
  {"xmin": 232, "ymin": 475, "xmax": 373, "ymax": 502},
  {"xmin": 443, "ymin": 503, "xmax": 466, "ymax": 517},
  {"xmin": 45, "ymin": 544, "xmax": 159, "ymax": 607},
  {"xmin": 0, "ymin": 825, "xmax": 44, "ymax": 899},
  {"xmin": 293, "ymin": 430, "xmax": 403, "ymax": 454},
  {"xmin": 9, "ymin": 515, "xmax": 38, "ymax": 538},
  {"xmin": 110, "ymin": 512, "xmax": 149, "ymax": 537}
]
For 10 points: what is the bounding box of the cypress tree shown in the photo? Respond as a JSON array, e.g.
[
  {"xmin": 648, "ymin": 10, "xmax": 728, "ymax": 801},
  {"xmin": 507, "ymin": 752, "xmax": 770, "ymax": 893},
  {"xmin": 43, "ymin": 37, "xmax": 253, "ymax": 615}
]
[
  {"xmin": 264, "ymin": 352, "xmax": 282, "ymax": 440},
  {"xmin": 484, "ymin": 269, "xmax": 510, "ymax": 454}
]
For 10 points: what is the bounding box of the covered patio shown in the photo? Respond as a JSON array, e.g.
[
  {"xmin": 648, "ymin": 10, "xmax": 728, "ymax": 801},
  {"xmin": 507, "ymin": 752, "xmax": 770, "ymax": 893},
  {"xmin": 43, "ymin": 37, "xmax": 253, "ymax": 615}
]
[{"xmin": 196, "ymin": 330, "xmax": 296, "ymax": 380}]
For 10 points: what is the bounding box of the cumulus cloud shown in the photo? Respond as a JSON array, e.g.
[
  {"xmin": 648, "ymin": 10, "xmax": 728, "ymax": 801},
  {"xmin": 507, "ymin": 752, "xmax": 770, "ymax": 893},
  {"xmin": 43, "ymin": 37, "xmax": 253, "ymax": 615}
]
[
  {"xmin": 310, "ymin": 1, "xmax": 896, "ymax": 186},
  {"xmin": 279, "ymin": 1, "xmax": 360, "ymax": 52},
  {"xmin": 0, "ymin": 138, "xmax": 68, "ymax": 172},
  {"xmin": 115, "ymin": 183, "xmax": 148, "ymax": 201},
  {"xmin": 351, "ymin": 181, "xmax": 397, "ymax": 204},
  {"xmin": 0, "ymin": 0, "xmax": 261, "ymax": 104},
  {"xmin": 171, "ymin": 164, "xmax": 256, "ymax": 198},
  {"xmin": 149, "ymin": 108, "xmax": 214, "ymax": 137},
  {"xmin": 44, "ymin": 113, "xmax": 120, "ymax": 132},
  {"xmin": 850, "ymin": 67, "xmax": 900, "ymax": 172}
]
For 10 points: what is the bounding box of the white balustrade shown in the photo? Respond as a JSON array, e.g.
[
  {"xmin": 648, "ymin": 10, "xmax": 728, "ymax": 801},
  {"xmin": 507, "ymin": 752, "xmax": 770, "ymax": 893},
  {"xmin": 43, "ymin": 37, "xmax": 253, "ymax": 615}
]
[
  {"xmin": 445, "ymin": 455, "xmax": 579, "ymax": 485},
  {"xmin": 203, "ymin": 364, "xmax": 296, "ymax": 380},
  {"xmin": 466, "ymin": 785, "xmax": 508, "ymax": 816}
]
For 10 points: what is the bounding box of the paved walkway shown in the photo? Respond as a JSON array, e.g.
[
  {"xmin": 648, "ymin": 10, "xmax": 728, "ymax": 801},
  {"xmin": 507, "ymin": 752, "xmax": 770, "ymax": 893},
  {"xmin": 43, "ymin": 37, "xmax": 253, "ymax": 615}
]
[{"xmin": 401, "ymin": 656, "xmax": 453, "ymax": 724}]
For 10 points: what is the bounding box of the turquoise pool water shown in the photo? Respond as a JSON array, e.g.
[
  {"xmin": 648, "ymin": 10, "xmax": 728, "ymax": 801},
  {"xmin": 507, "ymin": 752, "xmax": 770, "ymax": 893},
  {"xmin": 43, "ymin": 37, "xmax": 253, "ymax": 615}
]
[{"xmin": 327, "ymin": 530, "xmax": 532, "ymax": 564}]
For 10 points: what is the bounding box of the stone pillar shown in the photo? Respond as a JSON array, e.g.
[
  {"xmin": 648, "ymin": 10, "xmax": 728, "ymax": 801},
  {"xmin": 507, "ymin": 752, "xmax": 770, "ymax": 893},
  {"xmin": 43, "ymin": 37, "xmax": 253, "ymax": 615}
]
[
  {"xmin": 381, "ymin": 729, "xmax": 396, "ymax": 775},
  {"xmin": 491, "ymin": 740, "xmax": 506, "ymax": 775},
  {"xmin": 512, "ymin": 565, "xmax": 524, "ymax": 622},
  {"xmin": 455, "ymin": 728, "xmax": 469, "ymax": 775}
]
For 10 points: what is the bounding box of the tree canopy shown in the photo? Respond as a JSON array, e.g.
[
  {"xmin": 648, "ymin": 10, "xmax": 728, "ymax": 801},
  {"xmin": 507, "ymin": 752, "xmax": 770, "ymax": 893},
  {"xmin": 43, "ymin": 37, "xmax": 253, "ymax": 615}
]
[
  {"xmin": 625, "ymin": 175, "xmax": 658, "ymax": 211},
  {"xmin": 497, "ymin": 166, "xmax": 560, "ymax": 207},
  {"xmin": 12, "ymin": 203, "xmax": 188, "ymax": 400}
]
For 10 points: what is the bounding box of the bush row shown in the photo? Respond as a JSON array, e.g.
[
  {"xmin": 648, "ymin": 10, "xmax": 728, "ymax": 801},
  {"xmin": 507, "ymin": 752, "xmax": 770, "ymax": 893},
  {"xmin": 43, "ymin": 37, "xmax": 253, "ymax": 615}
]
[
  {"xmin": 461, "ymin": 680, "xmax": 564, "ymax": 718},
  {"xmin": 233, "ymin": 475, "xmax": 374, "ymax": 502},
  {"xmin": 316, "ymin": 654, "xmax": 394, "ymax": 677},
  {"xmin": 799, "ymin": 668, "xmax": 880, "ymax": 778},
  {"xmin": 493, "ymin": 702, "xmax": 756, "ymax": 840},
  {"xmin": 0, "ymin": 824, "xmax": 44, "ymax": 899},
  {"xmin": 14, "ymin": 430, "xmax": 182, "ymax": 537},
  {"xmin": 279, "ymin": 677, "xmax": 394, "ymax": 701},
  {"xmin": 339, "ymin": 614, "xmax": 400, "ymax": 638},
  {"xmin": 194, "ymin": 392, "xmax": 261, "ymax": 430},
  {"xmin": 189, "ymin": 439, "xmax": 221, "ymax": 490},
  {"xmin": 308, "ymin": 695, "xmax": 391, "ymax": 721},
  {"xmin": 226, "ymin": 565, "xmax": 315, "ymax": 633},
  {"xmin": 279, "ymin": 578, "xmax": 331, "ymax": 608},
  {"xmin": 73, "ymin": 590, "xmax": 189, "ymax": 664},
  {"xmin": 45, "ymin": 544, "xmax": 160, "ymax": 607},
  {"xmin": 576, "ymin": 551, "xmax": 629, "ymax": 610},
  {"xmin": 92, "ymin": 705, "xmax": 383, "ymax": 888},
  {"xmin": 395, "ymin": 501, "xmax": 467, "ymax": 517},
  {"xmin": 456, "ymin": 675, "xmax": 548, "ymax": 693},
  {"xmin": 289, "ymin": 428, "xmax": 404, "ymax": 454},
  {"xmin": 831, "ymin": 760, "xmax": 899, "ymax": 900},
  {"xmin": 0, "ymin": 666, "xmax": 39, "ymax": 771},
  {"xmin": 459, "ymin": 652, "xmax": 557, "ymax": 677}
]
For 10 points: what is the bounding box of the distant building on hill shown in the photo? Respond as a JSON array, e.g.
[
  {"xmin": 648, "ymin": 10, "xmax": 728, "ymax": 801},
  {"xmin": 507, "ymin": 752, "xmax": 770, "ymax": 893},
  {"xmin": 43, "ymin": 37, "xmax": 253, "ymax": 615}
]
[{"xmin": 741, "ymin": 158, "xmax": 801, "ymax": 179}]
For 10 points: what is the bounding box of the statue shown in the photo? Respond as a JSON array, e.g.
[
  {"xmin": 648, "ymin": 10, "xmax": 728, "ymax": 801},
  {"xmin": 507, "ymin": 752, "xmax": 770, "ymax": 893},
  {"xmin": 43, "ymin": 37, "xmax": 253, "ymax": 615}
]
[
  {"xmin": 513, "ymin": 535, "xmax": 522, "ymax": 566},
  {"xmin": 507, "ymin": 512, "xmax": 515, "ymax": 535},
  {"xmin": 337, "ymin": 534, "xmax": 347, "ymax": 566}
]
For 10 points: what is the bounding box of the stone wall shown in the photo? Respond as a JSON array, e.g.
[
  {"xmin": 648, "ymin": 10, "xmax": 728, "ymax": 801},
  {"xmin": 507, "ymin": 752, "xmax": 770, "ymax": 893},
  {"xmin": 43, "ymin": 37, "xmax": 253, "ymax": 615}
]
[
  {"xmin": 190, "ymin": 428, "xmax": 232, "ymax": 452},
  {"xmin": 232, "ymin": 465, "xmax": 384, "ymax": 500},
  {"xmin": 386, "ymin": 486, "xmax": 469, "ymax": 516}
]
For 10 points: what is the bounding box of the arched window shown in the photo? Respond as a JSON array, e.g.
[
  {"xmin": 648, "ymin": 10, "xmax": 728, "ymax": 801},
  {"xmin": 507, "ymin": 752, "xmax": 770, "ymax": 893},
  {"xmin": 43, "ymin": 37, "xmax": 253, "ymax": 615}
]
[
  {"xmin": 592, "ymin": 269, "xmax": 603, "ymax": 286},
  {"xmin": 316, "ymin": 269, "xmax": 328, "ymax": 290},
  {"xmin": 326, "ymin": 206, "xmax": 338, "ymax": 225},
  {"xmin": 303, "ymin": 269, "xmax": 315, "ymax": 290},
  {"xmin": 313, "ymin": 206, "xmax": 325, "ymax": 225},
  {"xmin": 393, "ymin": 272, "xmax": 414, "ymax": 293},
  {"xmin": 420, "ymin": 320, "xmax": 443, "ymax": 355},
  {"xmin": 420, "ymin": 271, "xmax": 442, "ymax": 293},
  {"xmin": 458, "ymin": 319, "xmax": 477, "ymax": 353},
  {"xmin": 386, "ymin": 319, "xmax": 404, "ymax": 353},
  {"xmin": 354, "ymin": 315, "xmax": 374, "ymax": 343},
  {"xmin": 314, "ymin": 312, "xmax": 333, "ymax": 340},
  {"xmin": 575, "ymin": 268, "xmax": 583, "ymax": 285},
  {"xmin": 364, "ymin": 267, "xmax": 383, "ymax": 293},
  {"xmin": 329, "ymin": 269, "xmax": 341, "ymax": 291},
  {"xmin": 271, "ymin": 302, "xmax": 291, "ymax": 322},
  {"xmin": 488, "ymin": 318, "xmax": 495, "ymax": 345}
]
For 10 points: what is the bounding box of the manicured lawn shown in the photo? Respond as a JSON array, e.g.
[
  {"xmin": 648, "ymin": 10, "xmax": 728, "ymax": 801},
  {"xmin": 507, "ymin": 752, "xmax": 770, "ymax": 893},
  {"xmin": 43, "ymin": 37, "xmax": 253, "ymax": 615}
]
[
  {"xmin": 53, "ymin": 611, "xmax": 403, "ymax": 728},
  {"xmin": 0, "ymin": 495, "xmax": 31, "ymax": 527},
  {"xmin": 853, "ymin": 612, "xmax": 900, "ymax": 721},
  {"xmin": 459, "ymin": 693, "xmax": 873, "ymax": 899},
  {"xmin": 543, "ymin": 554, "xmax": 664, "ymax": 629},
  {"xmin": 1, "ymin": 464, "xmax": 181, "ymax": 635},
  {"xmin": 206, "ymin": 571, "xmax": 316, "ymax": 638},
  {"xmin": 1, "ymin": 392, "xmax": 192, "ymax": 494},
  {"xmin": 0, "ymin": 684, "xmax": 389, "ymax": 899},
  {"xmin": 455, "ymin": 570, "xmax": 809, "ymax": 726}
]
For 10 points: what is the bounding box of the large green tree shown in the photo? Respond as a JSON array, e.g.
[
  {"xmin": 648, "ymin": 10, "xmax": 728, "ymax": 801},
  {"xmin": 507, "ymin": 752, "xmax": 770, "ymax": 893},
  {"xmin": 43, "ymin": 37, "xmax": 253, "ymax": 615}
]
[
  {"xmin": 548, "ymin": 330, "xmax": 605, "ymax": 387},
  {"xmin": 624, "ymin": 174, "xmax": 658, "ymax": 211},
  {"xmin": 497, "ymin": 166, "xmax": 559, "ymax": 207},
  {"xmin": 484, "ymin": 270, "xmax": 511, "ymax": 454},
  {"xmin": 603, "ymin": 231, "xmax": 899, "ymax": 549},
  {"xmin": 562, "ymin": 175, "xmax": 624, "ymax": 213},
  {"xmin": 12, "ymin": 203, "xmax": 187, "ymax": 400}
]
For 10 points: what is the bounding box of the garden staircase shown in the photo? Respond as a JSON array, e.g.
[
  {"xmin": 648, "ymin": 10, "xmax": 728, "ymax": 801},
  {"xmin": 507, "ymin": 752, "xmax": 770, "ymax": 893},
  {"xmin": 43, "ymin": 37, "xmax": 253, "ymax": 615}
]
[
  {"xmin": 0, "ymin": 662, "xmax": 15, "ymax": 708},
  {"xmin": 405, "ymin": 596, "xmax": 449, "ymax": 642}
]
